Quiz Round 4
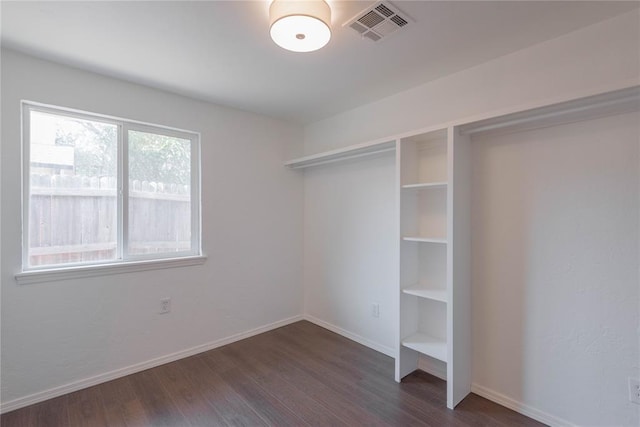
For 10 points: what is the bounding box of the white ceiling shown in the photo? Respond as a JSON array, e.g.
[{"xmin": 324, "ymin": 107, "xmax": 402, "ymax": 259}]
[{"xmin": 1, "ymin": 1, "xmax": 637, "ymax": 124}]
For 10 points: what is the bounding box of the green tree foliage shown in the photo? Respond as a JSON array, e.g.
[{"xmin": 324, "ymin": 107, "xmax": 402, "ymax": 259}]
[
  {"xmin": 55, "ymin": 119, "xmax": 117, "ymax": 177},
  {"xmin": 55, "ymin": 119, "xmax": 190, "ymax": 185},
  {"xmin": 129, "ymin": 131, "xmax": 190, "ymax": 185}
]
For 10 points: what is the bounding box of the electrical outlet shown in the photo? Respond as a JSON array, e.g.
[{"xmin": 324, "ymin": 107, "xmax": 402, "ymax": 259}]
[
  {"xmin": 160, "ymin": 298, "xmax": 171, "ymax": 314},
  {"xmin": 372, "ymin": 303, "xmax": 380, "ymax": 318},
  {"xmin": 629, "ymin": 377, "xmax": 640, "ymax": 404}
]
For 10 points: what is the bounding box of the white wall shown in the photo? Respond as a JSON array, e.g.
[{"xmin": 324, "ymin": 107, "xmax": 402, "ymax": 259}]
[
  {"xmin": 471, "ymin": 112, "xmax": 639, "ymax": 426},
  {"xmin": 300, "ymin": 9, "xmax": 639, "ymax": 427},
  {"xmin": 0, "ymin": 49, "xmax": 304, "ymax": 408},
  {"xmin": 304, "ymin": 10, "xmax": 639, "ymax": 154},
  {"xmin": 303, "ymin": 153, "xmax": 397, "ymax": 356}
]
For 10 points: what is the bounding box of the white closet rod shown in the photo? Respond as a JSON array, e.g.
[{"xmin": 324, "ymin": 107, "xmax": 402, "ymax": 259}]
[
  {"xmin": 287, "ymin": 147, "xmax": 395, "ymax": 169},
  {"xmin": 286, "ymin": 85, "xmax": 639, "ymax": 169},
  {"xmin": 459, "ymin": 86, "xmax": 640, "ymax": 135}
]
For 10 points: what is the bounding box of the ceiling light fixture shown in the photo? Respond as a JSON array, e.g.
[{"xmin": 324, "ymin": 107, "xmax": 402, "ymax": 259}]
[{"xmin": 270, "ymin": 0, "xmax": 332, "ymax": 53}]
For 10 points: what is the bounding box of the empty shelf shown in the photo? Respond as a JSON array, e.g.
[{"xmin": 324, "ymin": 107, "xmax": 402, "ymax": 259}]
[
  {"xmin": 402, "ymin": 333, "xmax": 447, "ymax": 362},
  {"xmin": 402, "ymin": 287, "xmax": 447, "ymax": 303},
  {"xmin": 402, "ymin": 236, "xmax": 447, "ymax": 244}
]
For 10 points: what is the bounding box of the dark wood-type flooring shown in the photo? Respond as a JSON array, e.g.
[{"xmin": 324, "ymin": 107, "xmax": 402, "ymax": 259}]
[{"xmin": 1, "ymin": 321, "xmax": 545, "ymax": 426}]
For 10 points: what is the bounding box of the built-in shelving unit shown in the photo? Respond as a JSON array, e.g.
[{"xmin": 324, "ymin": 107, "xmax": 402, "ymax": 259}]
[
  {"xmin": 285, "ymin": 84, "xmax": 639, "ymax": 414},
  {"xmin": 396, "ymin": 126, "xmax": 471, "ymax": 409}
]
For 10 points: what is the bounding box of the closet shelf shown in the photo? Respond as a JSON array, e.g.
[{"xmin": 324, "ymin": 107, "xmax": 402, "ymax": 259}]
[
  {"xmin": 458, "ymin": 86, "xmax": 640, "ymax": 136},
  {"xmin": 285, "ymin": 140, "xmax": 395, "ymax": 169},
  {"xmin": 402, "ymin": 333, "xmax": 447, "ymax": 362},
  {"xmin": 402, "ymin": 236, "xmax": 447, "ymax": 244},
  {"xmin": 402, "ymin": 182, "xmax": 447, "ymax": 190},
  {"xmin": 403, "ymin": 287, "xmax": 447, "ymax": 303}
]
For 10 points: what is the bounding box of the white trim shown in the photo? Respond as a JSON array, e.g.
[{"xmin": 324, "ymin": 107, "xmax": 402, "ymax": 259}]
[
  {"xmin": 22, "ymin": 100, "xmax": 199, "ymax": 137},
  {"xmin": 0, "ymin": 314, "xmax": 304, "ymax": 414},
  {"xmin": 0, "ymin": 312, "xmax": 578, "ymax": 427},
  {"xmin": 303, "ymin": 314, "xmax": 396, "ymax": 358},
  {"xmin": 471, "ymin": 383, "xmax": 577, "ymax": 427},
  {"xmin": 117, "ymin": 122, "xmax": 125, "ymax": 260},
  {"xmin": 20, "ymin": 101, "xmax": 202, "ymax": 272},
  {"xmin": 190, "ymin": 130, "xmax": 202, "ymax": 256},
  {"xmin": 21, "ymin": 103, "xmax": 30, "ymax": 271},
  {"xmin": 15, "ymin": 255, "xmax": 208, "ymax": 285}
]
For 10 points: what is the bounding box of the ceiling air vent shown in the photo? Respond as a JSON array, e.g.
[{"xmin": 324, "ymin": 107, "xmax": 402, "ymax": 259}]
[{"xmin": 345, "ymin": 1, "xmax": 410, "ymax": 42}]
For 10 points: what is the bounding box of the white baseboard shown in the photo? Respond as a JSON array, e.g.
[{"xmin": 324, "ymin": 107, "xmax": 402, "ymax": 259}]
[
  {"xmin": 303, "ymin": 314, "xmax": 395, "ymax": 358},
  {"xmin": 0, "ymin": 314, "xmax": 303, "ymax": 414},
  {"xmin": 471, "ymin": 383, "xmax": 575, "ymax": 427},
  {"xmin": 1, "ymin": 314, "xmax": 577, "ymax": 427}
]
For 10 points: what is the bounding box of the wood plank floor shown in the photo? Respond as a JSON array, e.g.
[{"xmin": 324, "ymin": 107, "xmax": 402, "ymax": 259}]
[{"xmin": 1, "ymin": 321, "xmax": 545, "ymax": 426}]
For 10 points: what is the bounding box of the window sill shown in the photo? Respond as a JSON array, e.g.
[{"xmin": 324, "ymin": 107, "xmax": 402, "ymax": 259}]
[{"xmin": 15, "ymin": 255, "xmax": 207, "ymax": 285}]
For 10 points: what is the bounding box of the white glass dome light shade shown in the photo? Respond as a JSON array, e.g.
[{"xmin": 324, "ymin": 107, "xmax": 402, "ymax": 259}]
[
  {"xmin": 270, "ymin": 0, "xmax": 332, "ymax": 53},
  {"xmin": 270, "ymin": 15, "xmax": 331, "ymax": 52}
]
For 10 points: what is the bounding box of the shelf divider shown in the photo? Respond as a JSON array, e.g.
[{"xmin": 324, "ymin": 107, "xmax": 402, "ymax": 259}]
[
  {"xmin": 402, "ymin": 236, "xmax": 447, "ymax": 244},
  {"xmin": 402, "ymin": 286, "xmax": 447, "ymax": 303},
  {"xmin": 402, "ymin": 182, "xmax": 447, "ymax": 190}
]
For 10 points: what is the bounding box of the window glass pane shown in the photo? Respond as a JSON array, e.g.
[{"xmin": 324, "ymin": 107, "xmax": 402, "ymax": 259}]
[
  {"xmin": 128, "ymin": 130, "xmax": 191, "ymax": 256},
  {"xmin": 28, "ymin": 110, "xmax": 118, "ymax": 267}
]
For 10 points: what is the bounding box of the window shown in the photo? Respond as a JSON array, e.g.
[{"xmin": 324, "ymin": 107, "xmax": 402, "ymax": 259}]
[{"xmin": 22, "ymin": 102, "xmax": 201, "ymax": 272}]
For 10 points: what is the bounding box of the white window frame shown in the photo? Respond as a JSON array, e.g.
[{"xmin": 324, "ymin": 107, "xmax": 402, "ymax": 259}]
[{"xmin": 16, "ymin": 101, "xmax": 204, "ymax": 284}]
